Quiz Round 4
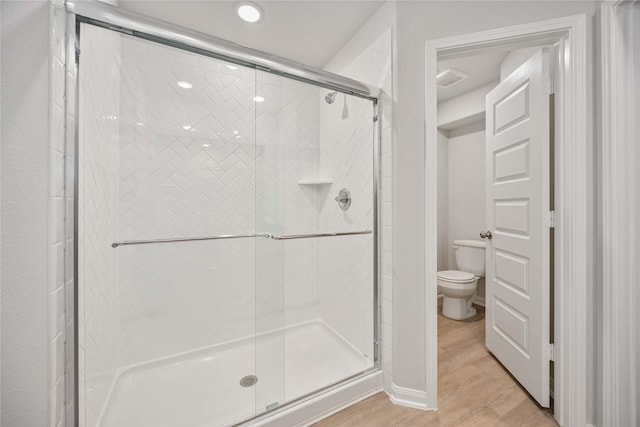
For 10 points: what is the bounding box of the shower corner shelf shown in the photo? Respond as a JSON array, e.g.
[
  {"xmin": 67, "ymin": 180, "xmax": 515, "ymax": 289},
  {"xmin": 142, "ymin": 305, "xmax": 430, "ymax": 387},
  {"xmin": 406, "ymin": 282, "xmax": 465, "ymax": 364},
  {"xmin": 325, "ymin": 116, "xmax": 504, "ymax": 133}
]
[{"xmin": 297, "ymin": 179, "xmax": 333, "ymax": 186}]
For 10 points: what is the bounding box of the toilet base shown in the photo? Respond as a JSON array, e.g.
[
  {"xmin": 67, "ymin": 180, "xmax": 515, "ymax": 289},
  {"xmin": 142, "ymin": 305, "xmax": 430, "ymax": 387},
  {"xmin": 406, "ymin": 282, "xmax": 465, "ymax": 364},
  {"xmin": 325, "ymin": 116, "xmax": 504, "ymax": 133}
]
[{"xmin": 442, "ymin": 295, "xmax": 477, "ymax": 320}]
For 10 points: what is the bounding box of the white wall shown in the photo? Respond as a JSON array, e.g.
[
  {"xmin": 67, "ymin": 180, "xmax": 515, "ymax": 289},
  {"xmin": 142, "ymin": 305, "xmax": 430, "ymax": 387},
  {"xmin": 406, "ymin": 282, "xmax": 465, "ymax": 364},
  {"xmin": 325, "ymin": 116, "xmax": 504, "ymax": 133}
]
[
  {"xmin": 392, "ymin": 1, "xmax": 596, "ymax": 394},
  {"xmin": 446, "ymin": 128, "xmax": 485, "ymax": 269},
  {"xmin": 500, "ymin": 47, "xmax": 540, "ymax": 81},
  {"xmin": 436, "ymin": 131, "xmax": 448, "ymax": 271},
  {"xmin": 1, "ymin": 1, "xmax": 50, "ymax": 425},
  {"xmin": 446, "ymin": 127, "xmax": 486, "ymax": 299},
  {"xmin": 329, "ymin": 0, "xmax": 597, "ymax": 405},
  {"xmin": 437, "ymin": 82, "xmax": 495, "ymax": 130}
]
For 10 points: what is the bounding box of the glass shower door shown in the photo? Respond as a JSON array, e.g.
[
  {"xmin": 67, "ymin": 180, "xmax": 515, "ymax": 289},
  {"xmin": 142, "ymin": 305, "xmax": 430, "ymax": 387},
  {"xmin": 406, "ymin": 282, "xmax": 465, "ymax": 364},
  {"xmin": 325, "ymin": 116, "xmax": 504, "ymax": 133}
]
[
  {"xmin": 77, "ymin": 20, "xmax": 377, "ymax": 427},
  {"xmin": 77, "ymin": 23, "xmax": 285, "ymax": 426},
  {"xmin": 251, "ymin": 70, "xmax": 377, "ymax": 411}
]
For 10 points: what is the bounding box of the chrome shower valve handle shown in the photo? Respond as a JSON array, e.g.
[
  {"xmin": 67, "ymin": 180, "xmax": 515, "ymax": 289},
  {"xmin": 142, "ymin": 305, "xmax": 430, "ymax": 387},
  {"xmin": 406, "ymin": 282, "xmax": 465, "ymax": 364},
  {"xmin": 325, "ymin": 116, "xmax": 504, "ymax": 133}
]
[{"xmin": 335, "ymin": 188, "xmax": 352, "ymax": 211}]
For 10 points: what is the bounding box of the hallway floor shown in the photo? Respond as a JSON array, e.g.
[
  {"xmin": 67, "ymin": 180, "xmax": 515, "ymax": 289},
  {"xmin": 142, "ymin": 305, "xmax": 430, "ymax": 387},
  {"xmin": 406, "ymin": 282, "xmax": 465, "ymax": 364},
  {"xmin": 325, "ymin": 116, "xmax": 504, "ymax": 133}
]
[{"xmin": 313, "ymin": 304, "xmax": 556, "ymax": 426}]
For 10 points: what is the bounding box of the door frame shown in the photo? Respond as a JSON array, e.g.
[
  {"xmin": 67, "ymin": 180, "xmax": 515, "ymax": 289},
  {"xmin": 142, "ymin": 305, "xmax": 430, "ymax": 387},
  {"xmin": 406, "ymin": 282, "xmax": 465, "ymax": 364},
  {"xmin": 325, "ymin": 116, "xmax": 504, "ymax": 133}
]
[
  {"xmin": 424, "ymin": 14, "xmax": 592, "ymax": 426},
  {"xmin": 600, "ymin": 2, "xmax": 639, "ymax": 425}
]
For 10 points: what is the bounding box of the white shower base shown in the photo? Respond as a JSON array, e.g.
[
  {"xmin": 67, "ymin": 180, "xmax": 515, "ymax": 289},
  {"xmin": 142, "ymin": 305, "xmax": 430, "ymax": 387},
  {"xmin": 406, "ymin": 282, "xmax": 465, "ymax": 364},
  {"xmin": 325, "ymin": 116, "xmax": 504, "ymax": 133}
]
[{"xmin": 99, "ymin": 320, "xmax": 374, "ymax": 426}]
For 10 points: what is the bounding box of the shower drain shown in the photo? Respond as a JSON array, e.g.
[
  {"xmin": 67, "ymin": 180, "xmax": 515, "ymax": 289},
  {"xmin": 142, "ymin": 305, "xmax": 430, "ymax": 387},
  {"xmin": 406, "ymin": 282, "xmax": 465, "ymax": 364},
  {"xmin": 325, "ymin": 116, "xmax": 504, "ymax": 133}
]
[{"xmin": 240, "ymin": 375, "xmax": 258, "ymax": 387}]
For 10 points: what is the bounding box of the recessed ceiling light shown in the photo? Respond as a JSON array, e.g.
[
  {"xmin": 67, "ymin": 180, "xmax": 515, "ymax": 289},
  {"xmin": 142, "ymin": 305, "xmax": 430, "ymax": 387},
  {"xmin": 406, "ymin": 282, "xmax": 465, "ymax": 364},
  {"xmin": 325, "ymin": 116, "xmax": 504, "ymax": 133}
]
[
  {"xmin": 226, "ymin": 64, "xmax": 240, "ymax": 70},
  {"xmin": 182, "ymin": 125, "xmax": 192, "ymax": 130},
  {"xmin": 235, "ymin": 2, "xmax": 262, "ymax": 23},
  {"xmin": 177, "ymin": 81, "xmax": 193, "ymax": 89},
  {"xmin": 253, "ymin": 96, "xmax": 265, "ymax": 103},
  {"xmin": 202, "ymin": 143, "xmax": 210, "ymax": 147}
]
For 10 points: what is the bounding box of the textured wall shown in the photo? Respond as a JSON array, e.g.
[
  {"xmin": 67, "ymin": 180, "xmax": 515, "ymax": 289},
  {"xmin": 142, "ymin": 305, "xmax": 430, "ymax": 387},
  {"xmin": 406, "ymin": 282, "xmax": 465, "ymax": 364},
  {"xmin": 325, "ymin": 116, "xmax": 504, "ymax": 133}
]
[
  {"xmin": 115, "ymin": 37, "xmax": 327, "ymax": 366},
  {"xmin": 319, "ymin": 30, "xmax": 392, "ymax": 369},
  {"xmin": 0, "ymin": 1, "xmax": 50, "ymax": 425},
  {"xmin": 317, "ymin": 91, "xmax": 374, "ymax": 360},
  {"xmin": 77, "ymin": 24, "xmax": 122, "ymax": 426},
  {"xmin": 255, "ymin": 71, "xmax": 321, "ymax": 334},
  {"xmin": 116, "ymin": 37, "xmax": 259, "ymax": 366}
]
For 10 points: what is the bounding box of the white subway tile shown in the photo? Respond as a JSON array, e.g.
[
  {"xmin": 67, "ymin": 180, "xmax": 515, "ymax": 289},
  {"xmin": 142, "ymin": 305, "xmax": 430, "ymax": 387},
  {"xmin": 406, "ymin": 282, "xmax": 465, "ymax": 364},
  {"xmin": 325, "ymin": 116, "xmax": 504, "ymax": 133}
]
[
  {"xmin": 50, "ymin": 103, "xmax": 65, "ymax": 152},
  {"xmin": 382, "ymin": 226, "xmax": 392, "ymax": 252},
  {"xmin": 382, "ymin": 253, "xmax": 392, "ymax": 277},
  {"xmin": 52, "ymin": 59, "xmax": 65, "ymax": 108},
  {"xmin": 382, "ymin": 177, "xmax": 392, "ymax": 202},
  {"xmin": 50, "ymin": 197, "xmax": 64, "ymax": 244},
  {"xmin": 382, "ymin": 126, "xmax": 391, "ymax": 153},
  {"xmin": 382, "ymin": 274, "xmax": 392, "ymax": 301},
  {"xmin": 382, "ymin": 202, "xmax": 392, "ymax": 226},
  {"xmin": 50, "ymin": 150, "xmax": 65, "ymax": 197},
  {"xmin": 50, "ymin": 377, "xmax": 65, "ymax": 427},
  {"xmin": 49, "ymin": 287, "xmax": 65, "ymax": 339},
  {"xmin": 50, "ymin": 331, "xmax": 65, "ymax": 386},
  {"xmin": 382, "ymin": 151, "xmax": 392, "ymax": 178},
  {"xmin": 66, "ymin": 198, "xmax": 74, "ymax": 241},
  {"xmin": 49, "ymin": 243, "xmax": 64, "ymax": 293}
]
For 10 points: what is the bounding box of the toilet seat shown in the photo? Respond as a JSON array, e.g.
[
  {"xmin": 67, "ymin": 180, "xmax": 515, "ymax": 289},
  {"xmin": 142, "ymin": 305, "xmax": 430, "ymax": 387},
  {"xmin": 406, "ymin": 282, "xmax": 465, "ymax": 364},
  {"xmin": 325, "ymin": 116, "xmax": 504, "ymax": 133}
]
[{"xmin": 437, "ymin": 270, "xmax": 476, "ymax": 283}]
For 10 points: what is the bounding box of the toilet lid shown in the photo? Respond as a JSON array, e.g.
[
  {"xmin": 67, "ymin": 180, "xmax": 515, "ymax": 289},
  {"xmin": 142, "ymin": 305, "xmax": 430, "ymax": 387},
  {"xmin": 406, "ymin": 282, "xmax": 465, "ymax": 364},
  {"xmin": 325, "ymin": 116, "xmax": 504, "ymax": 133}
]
[{"xmin": 437, "ymin": 270, "xmax": 476, "ymax": 283}]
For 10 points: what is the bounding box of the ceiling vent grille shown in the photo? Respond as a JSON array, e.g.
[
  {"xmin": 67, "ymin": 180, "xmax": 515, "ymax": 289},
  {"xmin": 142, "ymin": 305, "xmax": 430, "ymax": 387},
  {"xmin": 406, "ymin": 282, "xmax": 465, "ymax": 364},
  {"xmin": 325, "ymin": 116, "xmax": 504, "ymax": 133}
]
[{"xmin": 436, "ymin": 68, "xmax": 469, "ymax": 88}]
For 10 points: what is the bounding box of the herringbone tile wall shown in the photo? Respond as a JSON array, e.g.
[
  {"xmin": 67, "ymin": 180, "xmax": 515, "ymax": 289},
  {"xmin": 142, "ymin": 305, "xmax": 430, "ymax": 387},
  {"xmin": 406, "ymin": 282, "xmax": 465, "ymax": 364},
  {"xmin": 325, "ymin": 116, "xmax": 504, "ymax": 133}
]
[
  {"xmin": 79, "ymin": 29, "xmax": 379, "ymax": 421},
  {"xmin": 78, "ymin": 24, "xmax": 122, "ymax": 426},
  {"xmin": 318, "ymin": 92, "xmax": 375, "ymax": 361},
  {"xmin": 326, "ymin": 30, "xmax": 393, "ymax": 387},
  {"xmin": 117, "ymin": 37, "xmax": 261, "ymax": 366}
]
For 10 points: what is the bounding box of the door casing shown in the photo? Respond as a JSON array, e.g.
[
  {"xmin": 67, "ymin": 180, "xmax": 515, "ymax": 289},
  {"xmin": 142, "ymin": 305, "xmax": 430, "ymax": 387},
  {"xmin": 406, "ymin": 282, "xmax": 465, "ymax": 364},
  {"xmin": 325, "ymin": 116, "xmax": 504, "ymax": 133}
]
[{"xmin": 424, "ymin": 15, "xmax": 592, "ymax": 427}]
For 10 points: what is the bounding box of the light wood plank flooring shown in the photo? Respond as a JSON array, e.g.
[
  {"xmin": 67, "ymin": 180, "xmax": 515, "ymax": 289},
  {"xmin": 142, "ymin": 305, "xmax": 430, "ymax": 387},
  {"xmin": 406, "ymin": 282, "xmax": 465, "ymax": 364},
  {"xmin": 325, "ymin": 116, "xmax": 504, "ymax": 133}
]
[{"xmin": 313, "ymin": 305, "xmax": 556, "ymax": 426}]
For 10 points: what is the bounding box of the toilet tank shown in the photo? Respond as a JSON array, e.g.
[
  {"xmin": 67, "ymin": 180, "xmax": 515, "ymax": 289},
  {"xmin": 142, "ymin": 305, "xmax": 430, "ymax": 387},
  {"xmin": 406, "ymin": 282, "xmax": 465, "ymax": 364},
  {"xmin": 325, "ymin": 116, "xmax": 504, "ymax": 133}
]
[{"xmin": 453, "ymin": 240, "xmax": 486, "ymax": 276}]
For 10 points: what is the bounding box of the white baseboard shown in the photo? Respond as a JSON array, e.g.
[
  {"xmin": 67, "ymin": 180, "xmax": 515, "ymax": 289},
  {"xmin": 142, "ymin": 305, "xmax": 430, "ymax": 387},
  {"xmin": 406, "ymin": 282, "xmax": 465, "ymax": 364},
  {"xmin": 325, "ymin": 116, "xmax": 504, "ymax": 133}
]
[
  {"xmin": 474, "ymin": 296, "xmax": 485, "ymax": 307},
  {"xmin": 388, "ymin": 383, "xmax": 430, "ymax": 410}
]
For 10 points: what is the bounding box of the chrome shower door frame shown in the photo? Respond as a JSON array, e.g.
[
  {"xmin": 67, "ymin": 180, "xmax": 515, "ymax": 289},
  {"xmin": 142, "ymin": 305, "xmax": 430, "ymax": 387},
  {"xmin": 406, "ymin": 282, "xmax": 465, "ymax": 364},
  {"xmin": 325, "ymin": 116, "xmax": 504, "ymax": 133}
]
[{"xmin": 65, "ymin": 2, "xmax": 382, "ymax": 425}]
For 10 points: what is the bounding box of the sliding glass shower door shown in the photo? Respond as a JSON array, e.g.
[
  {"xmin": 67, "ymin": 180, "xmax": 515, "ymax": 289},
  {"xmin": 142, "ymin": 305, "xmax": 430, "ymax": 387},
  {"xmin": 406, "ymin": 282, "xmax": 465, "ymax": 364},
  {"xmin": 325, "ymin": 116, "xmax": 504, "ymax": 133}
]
[{"xmin": 77, "ymin": 22, "xmax": 376, "ymax": 427}]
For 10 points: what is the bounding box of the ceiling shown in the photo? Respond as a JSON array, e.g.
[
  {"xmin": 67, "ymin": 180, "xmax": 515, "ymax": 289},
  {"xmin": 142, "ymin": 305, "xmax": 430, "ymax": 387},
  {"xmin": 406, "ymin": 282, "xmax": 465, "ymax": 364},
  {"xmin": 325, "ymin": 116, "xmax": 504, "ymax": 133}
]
[
  {"xmin": 437, "ymin": 50, "xmax": 509, "ymax": 102},
  {"xmin": 119, "ymin": 0, "xmax": 385, "ymax": 68}
]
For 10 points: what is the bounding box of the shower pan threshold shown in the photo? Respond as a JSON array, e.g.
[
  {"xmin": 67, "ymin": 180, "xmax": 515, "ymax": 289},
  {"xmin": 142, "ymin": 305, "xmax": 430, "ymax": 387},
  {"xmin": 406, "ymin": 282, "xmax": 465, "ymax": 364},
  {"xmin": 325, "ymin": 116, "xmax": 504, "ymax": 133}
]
[{"xmin": 98, "ymin": 320, "xmax": 374, "ymax": 427}]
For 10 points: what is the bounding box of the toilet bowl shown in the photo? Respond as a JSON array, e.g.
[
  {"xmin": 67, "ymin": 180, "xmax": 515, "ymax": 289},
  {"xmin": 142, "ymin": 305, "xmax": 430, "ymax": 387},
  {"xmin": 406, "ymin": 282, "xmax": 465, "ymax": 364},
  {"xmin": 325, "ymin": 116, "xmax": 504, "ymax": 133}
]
[
  {"xmin": 437, "ymin": 270, "xmax": 478, "ymax": 320},
  {"xmin": 437, "ymin": 239, "xmax": 486, "ymax": 320}
]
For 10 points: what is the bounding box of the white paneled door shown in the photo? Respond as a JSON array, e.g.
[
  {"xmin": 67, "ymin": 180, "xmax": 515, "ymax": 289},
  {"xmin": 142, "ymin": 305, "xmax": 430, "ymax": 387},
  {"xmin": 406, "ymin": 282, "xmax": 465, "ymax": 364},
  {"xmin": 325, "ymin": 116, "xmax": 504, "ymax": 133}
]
[{"xmin": 484, "ymin": 49, "xmax": 552, "ymax": 407}]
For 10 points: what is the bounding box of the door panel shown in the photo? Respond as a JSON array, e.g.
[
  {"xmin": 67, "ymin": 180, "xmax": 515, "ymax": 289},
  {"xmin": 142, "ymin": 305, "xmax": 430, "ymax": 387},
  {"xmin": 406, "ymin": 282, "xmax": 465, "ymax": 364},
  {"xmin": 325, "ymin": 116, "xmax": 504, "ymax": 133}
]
[{"xmin": 485, "ymin": 49, "xmax": 551, "ymax": 407}]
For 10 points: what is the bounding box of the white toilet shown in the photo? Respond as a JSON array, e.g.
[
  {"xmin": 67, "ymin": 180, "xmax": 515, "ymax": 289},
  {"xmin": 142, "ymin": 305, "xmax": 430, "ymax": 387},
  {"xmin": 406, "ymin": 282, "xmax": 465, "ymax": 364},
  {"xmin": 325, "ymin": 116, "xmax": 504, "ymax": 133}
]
[{"xmin": 437, "ymin": 239, "xmax": 486, "ymax": 320}]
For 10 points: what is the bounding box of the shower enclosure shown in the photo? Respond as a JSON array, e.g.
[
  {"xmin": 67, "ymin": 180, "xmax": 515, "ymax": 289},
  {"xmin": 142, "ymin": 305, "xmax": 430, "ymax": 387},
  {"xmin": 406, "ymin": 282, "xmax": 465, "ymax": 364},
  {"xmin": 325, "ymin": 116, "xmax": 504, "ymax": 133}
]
[{"xmin": 72, "ymin": 4, "xmax": 379, "ymax": 426}]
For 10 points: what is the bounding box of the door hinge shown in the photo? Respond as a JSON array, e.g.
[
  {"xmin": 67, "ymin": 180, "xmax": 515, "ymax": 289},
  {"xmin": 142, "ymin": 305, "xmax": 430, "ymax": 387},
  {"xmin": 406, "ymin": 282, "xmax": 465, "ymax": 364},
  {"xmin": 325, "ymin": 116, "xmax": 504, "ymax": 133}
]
[
  {"xmin": 373, "ymin": 115, "xmax": 379, "ymax": 122},
  {"xmin": 545, "ymin": 76, "xmax": 555, "ymax": 95},
  {"xmin": 544, "ymin": 343, "xmax": 555, "ymax": 362},
  {"xmin": 544, "ymin": 210, "xmax": 556, "ymax": 228}
]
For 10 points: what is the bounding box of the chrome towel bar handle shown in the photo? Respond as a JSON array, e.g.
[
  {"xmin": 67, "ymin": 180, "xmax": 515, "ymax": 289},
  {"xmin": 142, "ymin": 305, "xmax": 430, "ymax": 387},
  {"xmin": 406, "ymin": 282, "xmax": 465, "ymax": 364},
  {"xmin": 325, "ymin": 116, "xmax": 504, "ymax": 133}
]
[{"xmin": 111, "ymin": 230, "xmax": 373, "ymax": 248}]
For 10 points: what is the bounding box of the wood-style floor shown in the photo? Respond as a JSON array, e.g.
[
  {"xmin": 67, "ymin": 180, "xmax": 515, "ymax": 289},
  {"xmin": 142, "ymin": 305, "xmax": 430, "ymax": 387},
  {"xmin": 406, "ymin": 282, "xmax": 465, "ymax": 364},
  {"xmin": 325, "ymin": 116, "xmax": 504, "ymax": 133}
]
[{"xmin": 313, "ymin": 304, "xmax": 556, "ymax": 427}]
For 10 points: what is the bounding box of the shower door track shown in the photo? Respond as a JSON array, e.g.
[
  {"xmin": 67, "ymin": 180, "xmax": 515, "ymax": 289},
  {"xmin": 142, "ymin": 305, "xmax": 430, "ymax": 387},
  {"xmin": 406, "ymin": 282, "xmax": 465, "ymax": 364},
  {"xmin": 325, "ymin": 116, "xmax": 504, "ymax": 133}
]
[{"xmin": 67, "ymin": 1, "xmax": 382, "ymax": 425}]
